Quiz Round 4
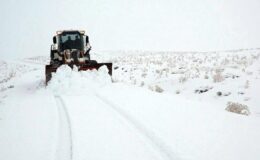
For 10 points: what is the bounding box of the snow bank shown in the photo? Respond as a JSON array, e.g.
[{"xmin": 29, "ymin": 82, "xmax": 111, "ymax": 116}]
[{"xmin": 47, "ymin": 65, "xmax": 112, "ymax": 94}]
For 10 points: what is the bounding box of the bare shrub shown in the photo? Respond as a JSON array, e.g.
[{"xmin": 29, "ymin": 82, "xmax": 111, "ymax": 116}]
[
  {"xmin": 9, "ymin": 70, "xmax": 16, "ymax": 79},
  {"xmin": 155, "ymin": 85, "xmax": 164, "ymax": 93},
  {"xmin": 195, "ymin": 86, "xmax": 213, "ymax": 94},
  {"xmin": 216, "ymin": 91, "xmax": 222, "ymax": 96},
  {"xmin": 0, "ymin": 70, "xmax": 16, "ymax": 84},
  {"xmin": 225, "ymin": 102, "xmax": 250, "ymax": 116},
  {"xmin": 179, "ymin": 76, "xmax": 187, "ymax": 83},
  {"xmin": 141, "ymin": 73, "xmax": 147, "ymax": 78},
  {"xmin": 148, "ymin": 85, "xmax": 164, "ymax": 93},
  {"xmin": 175, "ymin": 90, "xmax": 180, "ymax": 94},
  {"xmin": 213, "ymin": 71, "xmax": 224, "ymax": 83},
  {"xmin": 179, "ymin": 73, "xmax": 189, "ymax": 83},
  {"xmin": 111, "ymin": 78, "xmax": 118, "ymax": 83}
]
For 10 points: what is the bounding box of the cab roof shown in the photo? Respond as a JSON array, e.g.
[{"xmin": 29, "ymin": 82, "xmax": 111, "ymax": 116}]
[{"xmin": 56, "ymin": 30, "xmax": 85, "ymax": 35}]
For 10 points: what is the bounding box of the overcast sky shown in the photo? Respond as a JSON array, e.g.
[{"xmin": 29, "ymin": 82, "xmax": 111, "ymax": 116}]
[{"xmin": 0, "ymin": 0, "xmax": 260, "ymax": 59}]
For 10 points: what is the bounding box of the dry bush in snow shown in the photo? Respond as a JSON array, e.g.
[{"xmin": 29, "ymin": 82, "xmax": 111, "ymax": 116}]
[
  {"xmin": 213, "ymin": 71, "xmax": 224, "ymax": 83},
  {"xmin": 225, "ymin": 102, "xmax": 250, "ymax": 116},
  {"xmin": 9, "ymin": 70, "xmax": 16, "ymax": 79},
  {"xmin": 179, "ymin": 73, "xmax": 190, "ymax": 83},
  {"xmin": 149, "ymin": 85, "xmax": 164, "ymax": 93},
  {"xmin": 204, "ymin": 74, "xmax": 209, "ymax": 79},
  {"xmin": 179, "ymin": 76, "xmax": 187, "ymax": 83},
  {"xmin": 0, "ymin": 70, "xmax": 16, "ymax": 84},
  {"xmin": 155, "ymin": 85, "xmax": 164, "ymax": 93},
  {"xmin": 140, "ymin": 81, "xmax": 145, "ymax": 87}
]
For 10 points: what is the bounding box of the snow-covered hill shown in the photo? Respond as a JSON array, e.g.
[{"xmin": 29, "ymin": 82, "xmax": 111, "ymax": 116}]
[{"xmin": 0, "ymin": 49, "xmax": 260, "ymax": 160}]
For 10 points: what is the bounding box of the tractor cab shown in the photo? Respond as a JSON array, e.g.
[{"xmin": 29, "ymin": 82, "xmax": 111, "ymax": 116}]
[
  {"xmin": 50, "ymin": 30, "xmax": 91, "ymax": 64},
  {"xmin": 52, "ymin": 30, "xmax": 89, "ymax": 52},
  {"xmin": 59, "ymin": 31, "xmax": 84, "ymax": 51}
]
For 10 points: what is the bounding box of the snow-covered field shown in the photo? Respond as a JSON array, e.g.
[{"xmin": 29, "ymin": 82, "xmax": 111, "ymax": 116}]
[{"xmin": 0, "ymin": 49, "xmax": 260, "ymax": 160}]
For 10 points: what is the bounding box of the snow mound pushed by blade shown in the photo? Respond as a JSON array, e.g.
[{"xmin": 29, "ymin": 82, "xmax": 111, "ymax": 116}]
[{"xmin": 47, "ymin": 65, "xmax": 112, "ymax": 94}]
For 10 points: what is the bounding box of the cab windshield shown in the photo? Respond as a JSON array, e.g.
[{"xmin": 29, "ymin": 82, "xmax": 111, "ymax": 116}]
[{"xmin": 60, "ymin": 32, "xmax": 84, "ymax": 51}]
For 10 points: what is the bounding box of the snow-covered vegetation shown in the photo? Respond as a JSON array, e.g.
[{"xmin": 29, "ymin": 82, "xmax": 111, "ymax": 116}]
[
  {"xmin": 0, "ymin": 60, "xmax": 35, "ymax": 92},
  {"xmin": 226, "ymin": 102, "xmax": 250, "ymax": 116},
  {"xmin": 110, "ymin": 49, "xmax": 260, "ymax": 115}
]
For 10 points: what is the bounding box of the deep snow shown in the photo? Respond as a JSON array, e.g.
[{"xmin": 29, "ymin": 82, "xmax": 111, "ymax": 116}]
[{"xmin": 0, "ymin": 49, "xmax": 260, "ymax": 160}]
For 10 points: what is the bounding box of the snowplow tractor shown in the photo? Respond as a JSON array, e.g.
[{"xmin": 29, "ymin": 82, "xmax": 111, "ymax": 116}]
[{"xmin": 45, "ymin": 30, "xmax": 112, "ymax": 84}]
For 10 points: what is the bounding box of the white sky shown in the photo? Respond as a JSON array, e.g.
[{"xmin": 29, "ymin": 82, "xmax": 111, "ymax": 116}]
[{"xmin": 0, "ymin": 0, "xmax": 260, "ymax": 59}]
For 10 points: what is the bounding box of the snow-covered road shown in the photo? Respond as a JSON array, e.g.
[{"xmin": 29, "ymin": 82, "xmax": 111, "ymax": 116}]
[
  {"xmin": 0, "ymin": 64, "xmax": 177, "ymax": 160},
  {"xmin": 1, "ymin": 51, "xmax": 260, "ymax": 160},
  {"xmin": 62, "ymin": 94, "xmax": 172, "ymax": 160}
]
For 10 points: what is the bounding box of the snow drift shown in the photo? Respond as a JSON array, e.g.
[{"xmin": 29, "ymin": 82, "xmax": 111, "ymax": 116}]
[{"xmin": 47, "ymin": 65, "xmax": 112, "ymax": 94}]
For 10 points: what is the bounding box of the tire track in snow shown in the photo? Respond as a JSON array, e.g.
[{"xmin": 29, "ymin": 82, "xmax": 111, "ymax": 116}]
[
  {"xmin": 95, "ymin": 93, "xmax": 180, "ymax": 160},
  {"xmin": 54, "ymin": 96, "xmax": 73, "ymax": 160}
]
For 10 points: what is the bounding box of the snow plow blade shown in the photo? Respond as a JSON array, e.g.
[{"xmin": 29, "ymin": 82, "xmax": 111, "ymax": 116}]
[{"xmin": 45, "ymin": 63, "xmax": 112, "ymax": 85}]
